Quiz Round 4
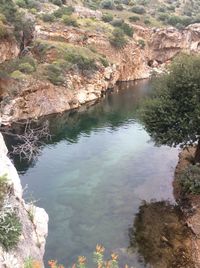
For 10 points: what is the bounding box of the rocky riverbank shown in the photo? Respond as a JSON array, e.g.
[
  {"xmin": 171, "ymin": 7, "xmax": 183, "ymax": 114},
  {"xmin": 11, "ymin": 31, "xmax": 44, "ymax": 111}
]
[
  {"xmin": 0, "ymin": 20, "xmax": 200, "ymax": 124},
  {"xmin": 174, "ymin": 148, "xmax": 200, "ymax": 268},
  {"xmin": 0, "ymin": 133, "xmax": 48, "ymax": 267}
]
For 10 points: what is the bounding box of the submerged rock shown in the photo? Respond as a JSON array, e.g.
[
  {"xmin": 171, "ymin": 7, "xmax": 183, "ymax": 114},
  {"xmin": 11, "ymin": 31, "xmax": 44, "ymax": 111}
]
[{"xmin": 129, "ymin": 200, "xmax": 194, "ymax": 268}]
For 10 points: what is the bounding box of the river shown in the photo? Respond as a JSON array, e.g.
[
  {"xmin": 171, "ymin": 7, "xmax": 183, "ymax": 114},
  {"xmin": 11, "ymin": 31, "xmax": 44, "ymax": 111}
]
[{"xmin": 13, "ymin": 80, "xmax": 179, "ymax": 267}]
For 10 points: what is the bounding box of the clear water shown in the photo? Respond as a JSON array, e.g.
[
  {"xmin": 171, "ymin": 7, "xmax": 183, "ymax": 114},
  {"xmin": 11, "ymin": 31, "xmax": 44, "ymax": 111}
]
[{"xmin": 17, "ymin": 80, "xmax": 178, "ymax": 267}]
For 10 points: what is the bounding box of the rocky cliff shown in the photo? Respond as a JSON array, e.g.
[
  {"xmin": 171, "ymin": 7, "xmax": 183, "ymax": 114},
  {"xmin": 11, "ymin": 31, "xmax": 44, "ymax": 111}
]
[
  {"xmin": 0, "ymin": 22, "xmax": 200, "ymax": 124},
  {"xmin": 0, "ymin": 133, "xmax": 48, "ymax": 268}
]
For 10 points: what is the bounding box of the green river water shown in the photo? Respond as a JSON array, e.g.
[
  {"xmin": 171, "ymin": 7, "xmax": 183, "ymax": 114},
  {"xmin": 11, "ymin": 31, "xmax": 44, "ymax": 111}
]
[{"xmin": 12, "ymin": 80, "xmax": 179, "ymax": 267}]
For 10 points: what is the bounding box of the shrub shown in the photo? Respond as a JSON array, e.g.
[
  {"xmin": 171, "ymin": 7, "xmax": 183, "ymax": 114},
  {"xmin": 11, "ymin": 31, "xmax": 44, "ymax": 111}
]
[
  {"xmin": 158, "ymin": 6, "xmax": 166, "ymax": 12},
  {"xmin": 50, "ymin": 0, "xmax": 62, "ymax": 6},
  {"xmin": 129, "ymin": 15, "xmax": 140, "ymax": 22},
  {"xmin": 102, "ymin": 13, "xmax": 113, "ymax": 22},
  {"xmin": 10, "ymin": 70, "xmax": 26, "ymax": 79},
  {"xmin": 0, "ymin": 174, "xmax": 8, "ymax": 207},
  {"xmin": 2, "ymin": 56, "xmax": 37, "ymax": 76},
  {"xmin": 111, "ymin": 18, "xmax": 124, "ymax": 27},
  {"xmin": 101, "ymin": 0, "xmax": 114, "ymax": 9},
  {"xmin": 0, "ymin": 13, "xmax": 7, "ymax": 24},
  {"xmin": 0, "ymin": 202, "xmax": 22, "ymax": 250},
  {"xmin": 137, "ymin": 39, "xmax": 145, "ymax": 48},
  {"xmin": 0, "ymin": 21, "xmax": 8, "ymax": 38},
  {"xmin": 41, "ymin": 14, "xmax": 55, "ymax": 22},
  {"xmin": 64, "ymin": 52, "xmax": 97, "ymax": 71},
  {"xmin": 100, "ymin": 57, "xmax": 109, "ymax": 67},
  {"xmin": 53, "ymin": 6, "xmax": 74, "ymax": 18},
  {"xmin": 116, "ymin": 4, "xmax": 123, "ymax": 10},
  {"xmin": 16, "ymin": 0, "xmax": 26, "ymax": 8},
  {"xmin": 109, "ymin": 28, "xmax": 127, "ymax": 48},
  {"xmin": 131, "ymin": 5, "xmax": 146, "ymax": 14},
  {"xmin": 18, "ymin": 62, "xmax": 35, "ymax": 74},
  {"xmin": 121, "ymin": 22, "xmax": 134, "ymax": 36},
  {"xmin": 167, "ymin": 15, "xmax": 182, "ymax": 26},
  {"xmin": 62, "ymin": 15, "xmax": 78, "ymax": 27},
  {"xmin": 180, "ymin": 164, "xmax": 200, "ymax": 194},
  {"xmin": 46, "ymin": 64, "xmax": 65, "ymax": 85},
  {"xmin": 158, "ymin": 13, "xmax": 169, "ymax": 22},
  {"xmin": 144, "ymin": 18, "xmax": 150, "ymax": 25}
]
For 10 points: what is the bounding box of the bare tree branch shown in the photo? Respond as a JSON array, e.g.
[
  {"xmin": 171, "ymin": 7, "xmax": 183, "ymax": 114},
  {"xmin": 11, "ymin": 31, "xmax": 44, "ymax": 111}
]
[{"xmin": 1, "ymin": 120, "xmax": 51, "ymax": 162}]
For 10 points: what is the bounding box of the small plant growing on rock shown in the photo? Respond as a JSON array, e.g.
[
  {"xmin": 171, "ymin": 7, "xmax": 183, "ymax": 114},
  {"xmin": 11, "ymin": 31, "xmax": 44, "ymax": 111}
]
[
  {"xmin": 180, "ymin": 164, "xmax": 200, "ymax": 194},
  {"xmin": 0, "ymin": 174, "xmax": 8, "ymax": 207},
  {"xmin": 137, "ymin": 39, "xmax": 145, "ymax": 49},
  {"xmin": 0, "ymin": 199, "xmax": 22, "ymax": 250}
]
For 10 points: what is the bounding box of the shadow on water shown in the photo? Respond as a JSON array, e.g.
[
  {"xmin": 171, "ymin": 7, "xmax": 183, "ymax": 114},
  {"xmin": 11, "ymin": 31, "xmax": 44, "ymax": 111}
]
[{"xmin": 129, "ymin": 200, "xmax": 194, "ymax": 268}]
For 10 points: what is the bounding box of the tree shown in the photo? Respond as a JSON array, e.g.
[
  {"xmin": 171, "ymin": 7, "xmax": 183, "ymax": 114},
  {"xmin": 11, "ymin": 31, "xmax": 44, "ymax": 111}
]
[
  {"xmin": 141, "ymin": 54, "xmax": 200, "ymax": 163},
  {"xmin": 1, "ymin": 120, "xmax": 51, "ymax": 162}
]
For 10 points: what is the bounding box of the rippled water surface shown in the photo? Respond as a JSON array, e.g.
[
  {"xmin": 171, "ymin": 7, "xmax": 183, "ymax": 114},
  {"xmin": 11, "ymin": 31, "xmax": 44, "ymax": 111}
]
[{"xmin": 16, "ymin": 80, "xmax": 178, "ymax": 267}]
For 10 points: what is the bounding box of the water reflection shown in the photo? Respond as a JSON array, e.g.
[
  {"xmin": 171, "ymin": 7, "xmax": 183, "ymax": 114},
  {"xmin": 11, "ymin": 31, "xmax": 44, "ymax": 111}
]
[
  {"xmin": 130, "ymin": 200, "xmax": 194, "ymax": 268},
  {"xmin": 4, "ymin": 80, "xmax": 150, "ymax": 173}
]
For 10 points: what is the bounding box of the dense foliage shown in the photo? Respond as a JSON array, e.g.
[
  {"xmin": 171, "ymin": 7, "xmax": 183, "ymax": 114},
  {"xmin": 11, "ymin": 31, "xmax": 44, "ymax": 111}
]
[{"xmin": 141, "ymin": 54, "xmax": 200, "ymax": 161}]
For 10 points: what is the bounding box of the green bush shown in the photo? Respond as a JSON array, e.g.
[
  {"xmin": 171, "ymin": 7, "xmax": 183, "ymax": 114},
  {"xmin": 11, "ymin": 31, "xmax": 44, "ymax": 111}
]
[
  {"xmin": 131, "ymin": 5, "xmax": 146, "ymax": 14},
  {"xmin": 1, "ymin": 55, "xmax": 37, "ymax": 77},
  {"xmin": 121, "ymin": 22, "xmax": 134, "ymax": 37},
  {"xmin": 111, "ymin": 18, "xmax": 124, "ymax": 27},
  {"xmin": 109, "ymin": 28, "xmax": 127, "ymax": 48},
  {"xmin": 50, "ymin": 0, "xmax": 63, "ymax": 6},
  {"xmin": 0, "ymin": 204, "xmax": 22, "ymax": 250},
  {"xmin": 158, "ymin": 6, "xmax": 166, "ymax": 12},
  {"xmin": 41, "ymin": 13, "xmax": 55, "ymax": 22},
  {"xmin": 0, "ymin": 21, "xmax": 8, "ymax": 38},
  {"xmin": 167, "ymin": 15, "xmax": 182, "ymax": 26},
  {"xmin": 129, "ymin": 15, "xmax": 140, "ymax": 22},
  {"xmin": 116, "ymin": 4, "xmax": 123, "ymax": 10},
  {"xmin": 62, "ymin": 15, "xmax": 78, "ymax": 27},
  {"xmin": 102, "ymin": 13, "xmax": 113, "ymax": 22},
  {"xmin": 144, "ymin": 18, "xmax": 150, "ymax": 25},
  {"xmin": 180, "ymin": 164, "xmax": 200, "ymax": 194},
  {"xmin": 158, "ymin": 13, "xmax": 169, "ymax": 22},
  {"xmin": 46, "ymin": 64, "xmax": 65, "ymax": 85},
  {"xmin": 101, "ymin": 0, "xmax": 114, "ymax": 9},
  {"xmin": 0, "ymin": 174, "xmax": 8, "ymax": 207},
  {"xmin": 18, "ymin": 62, "xmax": 35, "ymax": 74},
  {"xmin": 64, "ymin": 52, "xmax": 97, "ymax": 71},
  {"xmin": 10, "ymin": 70, "xmax": 26, "ymax": 79},
  {"xmin": 16, "ymin": 0, "xmax": 26, "ymax": 8},
  {"xmin": 137, "ymin": 39, "xmax": 145, "ymax": 48},
  {"xmin": 53, "ymin": 6, "xmax": 74, "ymax": 18},
  {"xmin": 100, "ymin": 57, "xmax": 109, "ymax": 67}
]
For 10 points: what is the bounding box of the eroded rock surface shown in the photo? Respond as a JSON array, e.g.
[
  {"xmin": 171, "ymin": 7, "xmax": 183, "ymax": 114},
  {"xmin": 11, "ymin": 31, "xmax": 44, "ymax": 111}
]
[{"xmin": 0, "ymin": 133, "xmax": 48, "ymax": 267}]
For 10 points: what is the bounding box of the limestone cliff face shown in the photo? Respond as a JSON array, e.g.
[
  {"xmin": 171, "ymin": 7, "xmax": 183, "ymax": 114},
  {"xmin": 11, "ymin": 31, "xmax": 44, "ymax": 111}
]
[
  {"xmin": 148, "ymin": 23, "xmax": 200, "ymax": 63},
  {"xmin": 0, "ymin": 133, "xmax": 48, "ymax": 268},
  {"xmin": 0, "ymin": 23, "xmax": 200, "ymax": 124},
  {"xmin": 0, "ymin": 39, "xmax": 19, "ymax": 64}
]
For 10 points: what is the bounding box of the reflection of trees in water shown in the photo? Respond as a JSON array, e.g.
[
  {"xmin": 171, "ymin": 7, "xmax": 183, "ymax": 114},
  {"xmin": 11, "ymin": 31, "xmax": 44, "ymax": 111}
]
[
  {"xmin": 129, "ymin": 200, "xmax": 194, "ymax": 268},
  {"xmin": 4, "ymin": 80, "xmax": 150, "ymax": 172}
]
